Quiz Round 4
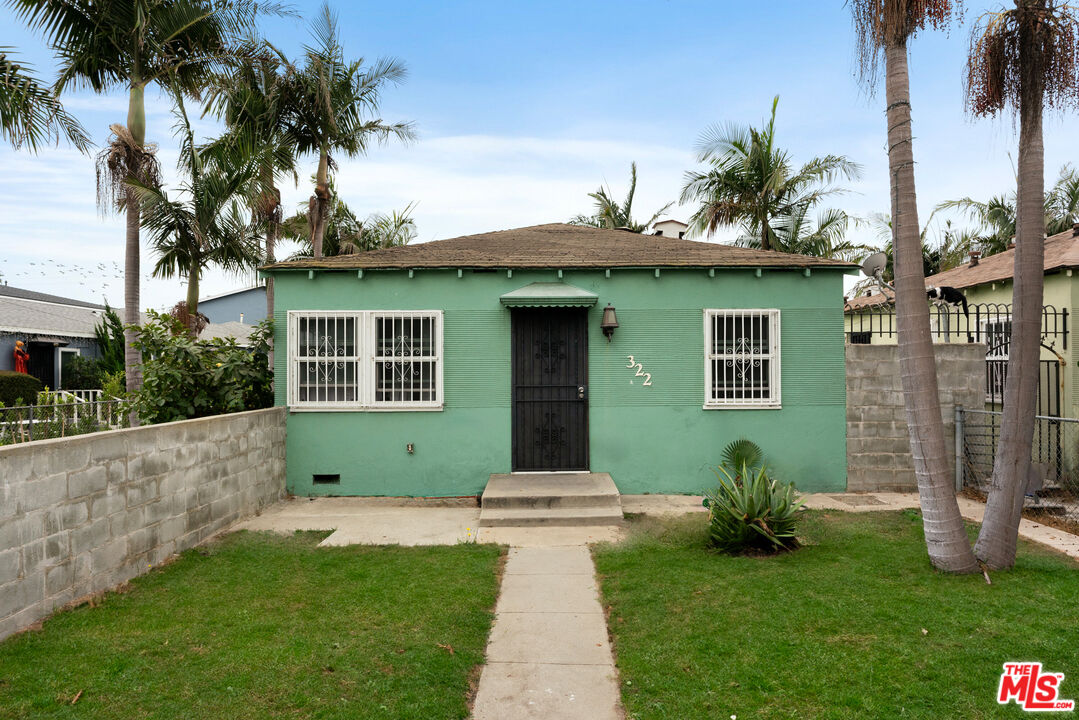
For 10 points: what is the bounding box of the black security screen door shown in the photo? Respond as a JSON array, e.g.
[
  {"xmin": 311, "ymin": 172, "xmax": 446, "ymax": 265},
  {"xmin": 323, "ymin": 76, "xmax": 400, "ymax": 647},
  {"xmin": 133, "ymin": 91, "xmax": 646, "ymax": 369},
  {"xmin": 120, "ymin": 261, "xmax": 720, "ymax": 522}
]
[{"xmin": 511, "ymin": 308, "xmax": 589, "ymax": 471}]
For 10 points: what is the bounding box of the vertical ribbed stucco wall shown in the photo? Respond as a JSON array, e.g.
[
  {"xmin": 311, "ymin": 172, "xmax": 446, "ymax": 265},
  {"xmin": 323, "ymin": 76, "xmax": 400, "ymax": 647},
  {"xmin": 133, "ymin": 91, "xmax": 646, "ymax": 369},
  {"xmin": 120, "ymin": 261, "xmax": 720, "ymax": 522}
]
[
  {"xmin": 273, "ymin": 267, "xmax": 849, "ymax": 496},
  {"xmin": 846, "ymin": 343, "xmax": 986, "ymax": 491}
]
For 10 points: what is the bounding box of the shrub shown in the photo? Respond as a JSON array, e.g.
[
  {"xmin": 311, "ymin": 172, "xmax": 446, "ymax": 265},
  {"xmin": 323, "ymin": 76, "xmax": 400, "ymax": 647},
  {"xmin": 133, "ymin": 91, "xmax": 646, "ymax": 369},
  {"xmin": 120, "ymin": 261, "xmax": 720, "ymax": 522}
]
[
  {"xmin": 61, "ymin": 355, "xmax": 104, "ymax": 389},
  {"xmin": 703, "ymin": 464, "xmax": 804, "ymax": 555},
  {"xmin": 101, "ymin": 370, "xmax": 126, "ymax": 400},
  {"xmin": 94, "ymin": 303, "xmax": 126, "ymax": 375},
  {"xmin": 720, "ymin": 437, "xmax": 764, "ymax": 472},
  {"xmin": 129, "ymin": 312, "xmax": 273, "ymax": 424},
  {"xmin": 0, "ymin": 371, "xmax": 42, "ymax": 406}
]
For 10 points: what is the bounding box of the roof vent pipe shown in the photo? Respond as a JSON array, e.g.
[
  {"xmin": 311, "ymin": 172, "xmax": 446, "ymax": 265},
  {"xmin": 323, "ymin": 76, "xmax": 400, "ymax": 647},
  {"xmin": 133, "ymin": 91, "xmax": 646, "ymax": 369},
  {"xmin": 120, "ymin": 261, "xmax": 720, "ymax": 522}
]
[{"xmin": 969, "ymin": 250, "xmax": 981, "ymax": 267}]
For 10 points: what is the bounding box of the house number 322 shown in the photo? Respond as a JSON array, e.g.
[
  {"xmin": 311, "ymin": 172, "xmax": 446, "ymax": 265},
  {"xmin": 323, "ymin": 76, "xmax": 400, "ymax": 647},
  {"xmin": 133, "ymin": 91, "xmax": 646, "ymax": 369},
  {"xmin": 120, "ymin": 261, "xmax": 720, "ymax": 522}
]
[{"xmin": 625, "ymin": 356, "xmax": 653, "ymax": 386}]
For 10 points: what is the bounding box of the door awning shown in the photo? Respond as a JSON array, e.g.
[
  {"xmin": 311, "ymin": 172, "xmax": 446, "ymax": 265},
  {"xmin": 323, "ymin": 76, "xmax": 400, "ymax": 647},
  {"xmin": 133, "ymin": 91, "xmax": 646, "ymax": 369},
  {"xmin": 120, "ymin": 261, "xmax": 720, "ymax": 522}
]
[{"xmin": 499, "ymin": 282, "xmax": 598, "ymax": 308}]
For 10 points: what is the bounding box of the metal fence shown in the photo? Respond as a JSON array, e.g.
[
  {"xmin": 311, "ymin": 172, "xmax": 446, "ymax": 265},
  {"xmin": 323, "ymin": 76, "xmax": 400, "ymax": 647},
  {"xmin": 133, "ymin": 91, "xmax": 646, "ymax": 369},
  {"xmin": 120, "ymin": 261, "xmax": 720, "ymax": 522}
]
[
  {"xmin": 0, "ymin": 398, "xmax": 128, "ymax": 446},
  {"xmin": 844, "ymin": 301, "xmax": 1069, "ymax": 349},
  {"xmin": 958, "ymin": 407, "xmax": 1079, "ymax": 525},
  {"xmin": 846, "ymin": 302, "xmax": 1068, "ymax": 412}
]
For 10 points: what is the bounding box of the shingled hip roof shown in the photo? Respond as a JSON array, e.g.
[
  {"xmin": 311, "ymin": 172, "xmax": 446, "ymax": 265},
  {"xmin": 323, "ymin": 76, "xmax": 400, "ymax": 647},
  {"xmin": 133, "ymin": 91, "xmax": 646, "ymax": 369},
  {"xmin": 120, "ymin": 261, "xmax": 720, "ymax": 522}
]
[
  {"xmin": 845, "ymin": 227, "xmax": 1079, "ymax": 310},
  {"xmin": 262, "ymin": 223, "xmax": 857, "ymax": 271}
]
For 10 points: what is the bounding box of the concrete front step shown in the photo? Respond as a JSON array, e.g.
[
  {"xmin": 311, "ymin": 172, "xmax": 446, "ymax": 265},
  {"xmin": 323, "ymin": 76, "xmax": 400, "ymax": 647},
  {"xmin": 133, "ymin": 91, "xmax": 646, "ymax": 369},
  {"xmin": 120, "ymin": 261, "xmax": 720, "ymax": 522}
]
[
  {"xmin": 479, "ymin": 473, "xmax": 624, "ymax": 527},
  {"xmin": 482, "ymin": 473, "xmax": 620, "ymax": 509}
]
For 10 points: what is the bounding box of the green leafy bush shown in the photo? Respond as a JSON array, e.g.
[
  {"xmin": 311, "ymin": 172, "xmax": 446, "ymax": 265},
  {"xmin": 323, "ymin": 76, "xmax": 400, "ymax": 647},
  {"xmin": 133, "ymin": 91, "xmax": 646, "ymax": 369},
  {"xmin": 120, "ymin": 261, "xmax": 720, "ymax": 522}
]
[
  {"xmin": 0, "ymin": 371, "xmax": 42, "ymax": 406},
  {"xmin": 129, "ymin": 312, "xmax": 273, "ymax": 424},
  {"xmin": 61, "ymin": 354, "xmax": 104, "ymax": 389},
  {"xmin": 703, "ymin": 462, "xmax": 804, "ymax": 555}
]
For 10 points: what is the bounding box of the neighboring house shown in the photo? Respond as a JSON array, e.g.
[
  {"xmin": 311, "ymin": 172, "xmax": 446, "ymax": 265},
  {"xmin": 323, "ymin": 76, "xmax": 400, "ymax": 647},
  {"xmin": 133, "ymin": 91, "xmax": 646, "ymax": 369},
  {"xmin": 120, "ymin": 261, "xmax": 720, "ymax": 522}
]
[
  {"xmin": 844, "ymin": 224, "xmax": 1078, "ymax": 418},
  {"xmin": 263, "ymin": 223, "xmax": 853, "ymax": 497},
  {"xmin": 198, "ymin": 321, "xmax": 254, "ymax": 346},
  {"xmin": 651, "ymin": 218, "xmax": 689, "ymax": 238},
  {"xmin": 198, "ymin": 285, "xmax": 266, "ymax": 325},
  {"xmin": 0, "ymin": 285, "xmax": 105, "ymax": 391}
]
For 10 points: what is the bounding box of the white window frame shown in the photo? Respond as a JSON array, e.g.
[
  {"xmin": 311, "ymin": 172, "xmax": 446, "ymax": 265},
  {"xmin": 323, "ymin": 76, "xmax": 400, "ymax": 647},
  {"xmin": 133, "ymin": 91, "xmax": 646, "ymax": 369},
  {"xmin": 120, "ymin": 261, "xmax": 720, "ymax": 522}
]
[
  {"xmin": 287, "ymin": 310, "xmax": 443, "ymax": 412},
  {"xmin": 703, "ymin": 309, "xmax": 781, "ymax": 409},
  {"xmin": 982, "ymin": 316, "xmax": 1011, "ymax": 402}
]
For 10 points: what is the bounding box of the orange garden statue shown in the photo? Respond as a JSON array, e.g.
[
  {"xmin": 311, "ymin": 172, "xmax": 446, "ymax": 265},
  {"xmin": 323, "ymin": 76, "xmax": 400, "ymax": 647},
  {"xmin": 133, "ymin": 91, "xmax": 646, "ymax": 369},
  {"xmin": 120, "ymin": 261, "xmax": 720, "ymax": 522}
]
[{"xmin": 13, "ymin": 340, "xmax": 29, "ymax": 374}]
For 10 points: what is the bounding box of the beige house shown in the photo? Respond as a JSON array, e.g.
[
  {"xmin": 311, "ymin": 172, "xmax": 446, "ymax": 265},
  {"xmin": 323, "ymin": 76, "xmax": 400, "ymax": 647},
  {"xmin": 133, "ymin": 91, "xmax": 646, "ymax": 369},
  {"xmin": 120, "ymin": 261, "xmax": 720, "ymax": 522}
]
[{"xmin": 844, "ymin": 225, "xmax": 1077, "ymax": 418}]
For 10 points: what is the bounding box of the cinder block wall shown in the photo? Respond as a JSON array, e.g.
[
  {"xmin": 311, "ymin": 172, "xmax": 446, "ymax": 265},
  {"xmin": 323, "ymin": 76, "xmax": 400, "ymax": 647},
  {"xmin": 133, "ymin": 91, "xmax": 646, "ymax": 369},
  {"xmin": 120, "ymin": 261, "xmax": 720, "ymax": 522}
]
[
  {"xmin": 846, "ymin": 344, "xmax": 985, "ymax": 492},
  {"xmin": 0, "ymin": 407, "xmax": 286, "ymax": 641}
]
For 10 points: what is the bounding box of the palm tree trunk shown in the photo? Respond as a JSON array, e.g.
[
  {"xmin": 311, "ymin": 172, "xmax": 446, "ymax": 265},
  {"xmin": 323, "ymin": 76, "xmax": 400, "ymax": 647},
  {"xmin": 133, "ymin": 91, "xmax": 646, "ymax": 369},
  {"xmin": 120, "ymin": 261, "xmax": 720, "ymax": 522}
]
[
  {"xmin": 311, "ymin": 150, "xmax": 330, "ymax": 258},
  {"xmin": 885, "ymin": 40, "xmax": 978, "ymax": 573},
  {"xmin": 974, "ymin": 4, "xmax": 1046, "ymax": 569},
  {"xmin": 265, "ymin": 214, "xmax": 276, "ymax": 370},
  {"xmin": 186, "ymin": 260, "xmax": 201, "ymax": 338},
  {"xmin": 124, "ymin": 82, "xmax": 146, "ymax": 426}
]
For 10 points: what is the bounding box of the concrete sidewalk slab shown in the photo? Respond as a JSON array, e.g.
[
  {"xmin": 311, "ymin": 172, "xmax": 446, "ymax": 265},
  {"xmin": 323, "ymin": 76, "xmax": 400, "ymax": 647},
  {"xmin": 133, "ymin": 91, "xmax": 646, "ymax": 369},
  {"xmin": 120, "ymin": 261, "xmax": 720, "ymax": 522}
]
[
  {"xmin": 621, "ymin": 493, "xmax": 707, "ymax": 515},
  {"xmin": 495, "ymin": 573, "xmax": 601, "ymax": 614},
  {"xmin": 505, "ymin": 546, "xmax": 596, "ymax": 575},
  {"xmin": 472, "ymin": 662, "xmax": 622, "ymax": 720},
  {"xmin": 486, "ymin": 612, "xmax": 612, "ymax": 666},
  {"xmin": 477, "ymin": 525, "xmax": 625, "ymax": 546},
  {"xmin": 236, "ymin": 501, "xmax": 481, "ymax": 546}
]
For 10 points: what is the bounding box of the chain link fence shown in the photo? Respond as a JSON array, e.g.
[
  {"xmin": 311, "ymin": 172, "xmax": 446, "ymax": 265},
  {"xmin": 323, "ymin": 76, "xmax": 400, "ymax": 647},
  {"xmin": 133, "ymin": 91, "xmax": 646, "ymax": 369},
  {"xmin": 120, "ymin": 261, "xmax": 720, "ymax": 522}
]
[
  {"xmin": 959, "ymin": 407, "xmax": 1079, "ymax": 528},
  {"xmin": 0, "ymin": 398, "xmax": 129, "ymax": 446}
]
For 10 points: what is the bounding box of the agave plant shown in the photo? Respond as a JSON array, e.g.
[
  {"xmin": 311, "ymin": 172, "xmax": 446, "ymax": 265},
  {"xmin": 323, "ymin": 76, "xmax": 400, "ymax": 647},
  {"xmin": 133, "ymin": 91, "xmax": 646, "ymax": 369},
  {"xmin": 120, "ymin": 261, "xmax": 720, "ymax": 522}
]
[{"xmin": 703, "ymin": 464, "xmax": 804, "ymax": 555}]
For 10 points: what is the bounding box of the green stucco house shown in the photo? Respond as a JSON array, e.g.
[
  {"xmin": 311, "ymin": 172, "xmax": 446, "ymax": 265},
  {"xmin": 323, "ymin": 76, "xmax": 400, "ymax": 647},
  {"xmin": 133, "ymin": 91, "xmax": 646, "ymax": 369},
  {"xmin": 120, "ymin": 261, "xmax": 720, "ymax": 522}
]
[{"xmin": 263, "ymin": 223, "xmax": 852, "ymax": 497}]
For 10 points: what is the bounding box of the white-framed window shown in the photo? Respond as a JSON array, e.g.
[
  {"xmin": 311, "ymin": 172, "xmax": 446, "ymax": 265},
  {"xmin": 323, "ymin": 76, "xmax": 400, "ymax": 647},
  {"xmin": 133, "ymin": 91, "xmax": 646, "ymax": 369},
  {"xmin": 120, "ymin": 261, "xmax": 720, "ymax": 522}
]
[
  {"xmin": 287, "ymin": 310, "xmax": 443, "ymax": 411},
  {"xmin": 704, "ymin": 309, "xmax": 781, "ymax": 409},
  {"xmin": 983, "ymin": 317, "xmax": 1011, "ymax": 402}
]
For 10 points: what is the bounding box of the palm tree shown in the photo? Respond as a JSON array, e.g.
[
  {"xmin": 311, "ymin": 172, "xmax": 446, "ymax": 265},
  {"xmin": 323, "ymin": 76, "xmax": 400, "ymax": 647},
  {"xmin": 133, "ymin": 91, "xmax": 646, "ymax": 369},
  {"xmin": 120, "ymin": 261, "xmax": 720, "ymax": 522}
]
[
  {"xmin": 282, "ymin": 3, "xmax": 415, "ymax": 259},
  {"xmin": 9, "ymin": 0, "xmax": 277, "ymax": 404},
  {"xmin": 1045, "ymin": 164, "xmax": 1079, "ymax": 233},
  {"xmin": 204, "ymin": 43, "xmax": 298, "ymax": 325},
  {"xmin": 281, "ymin": 180, "xmax": 417, "ymax": 256},
  {"xmin": 129, "ymin": 90, "xmax": 261, "ymax": 335},
  {"xmin": 850, "ymin": 0, "xmax": 978, "ymax": 573},
  {"xmin": 569, "ymin": 162, "xmax": 673, "ymax": 232},
  {"xmin": 938, "ymin": 165, "xmax": 1079, "ymax": 251},
  {"xmin": 680, "ymin": 96, "xmax": 861, "ymax": 251},
  {"xmin": 964, "ymin": 0, "xmax": 1079, "ymax": 570},
  {"xmin": 742, "ymin": 206, "xmax": 871, "ymax": 261},
  {"xmin": 0, "ymin": 47, "xmax": 89, "ymax": 152}
]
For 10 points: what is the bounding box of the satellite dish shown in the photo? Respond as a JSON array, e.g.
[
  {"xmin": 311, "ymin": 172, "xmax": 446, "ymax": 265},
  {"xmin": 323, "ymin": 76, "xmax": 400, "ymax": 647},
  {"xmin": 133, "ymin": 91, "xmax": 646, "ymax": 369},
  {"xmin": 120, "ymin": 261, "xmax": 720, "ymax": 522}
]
[{"xmin": 861, "ymin": 252, "xmax": 888, "ymax": 278}]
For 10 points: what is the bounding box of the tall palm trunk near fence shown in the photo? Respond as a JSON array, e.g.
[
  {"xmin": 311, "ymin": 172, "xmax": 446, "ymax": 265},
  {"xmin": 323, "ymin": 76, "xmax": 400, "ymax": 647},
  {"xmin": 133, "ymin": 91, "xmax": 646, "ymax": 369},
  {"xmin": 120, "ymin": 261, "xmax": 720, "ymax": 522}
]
[
  {"xmin": 964, "ymin": 0, "xmax": 1079, "ymax": 569},
  {"xmin": 850, "ymin": 0, "xmax": 978, "ymax": 572},
  {"xmin": 885, "ymin": 41, "xmax": 979, "ymax": 573}
]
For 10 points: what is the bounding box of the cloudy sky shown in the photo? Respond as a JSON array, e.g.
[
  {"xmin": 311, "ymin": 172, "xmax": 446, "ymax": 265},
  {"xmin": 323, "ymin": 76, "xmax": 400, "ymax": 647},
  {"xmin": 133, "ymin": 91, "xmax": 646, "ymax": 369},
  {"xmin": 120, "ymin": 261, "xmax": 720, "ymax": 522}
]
[{"xmin": 1, "ymin": 1, "xmax": 1076, "ymax": 310}]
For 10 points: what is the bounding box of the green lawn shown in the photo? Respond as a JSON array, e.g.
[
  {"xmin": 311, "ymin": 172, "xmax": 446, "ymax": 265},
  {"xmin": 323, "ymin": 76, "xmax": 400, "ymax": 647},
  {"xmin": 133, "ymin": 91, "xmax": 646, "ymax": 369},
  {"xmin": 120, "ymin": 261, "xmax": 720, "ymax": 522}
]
[
  {"xmin": 593, "ymin": 510, "xmax": 1079, "ymax": 720},
  {"xmin": 0, "ymin": 532, "xmax": 503, "ymax": 720}
]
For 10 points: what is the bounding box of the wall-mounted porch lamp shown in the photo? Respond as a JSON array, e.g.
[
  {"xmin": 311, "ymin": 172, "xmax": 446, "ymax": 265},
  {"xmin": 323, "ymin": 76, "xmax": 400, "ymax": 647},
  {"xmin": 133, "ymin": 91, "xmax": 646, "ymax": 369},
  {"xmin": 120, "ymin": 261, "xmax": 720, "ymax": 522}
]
[{"xmin": 600, "ymin": 304, "xmax": 619, "ymax": 342}]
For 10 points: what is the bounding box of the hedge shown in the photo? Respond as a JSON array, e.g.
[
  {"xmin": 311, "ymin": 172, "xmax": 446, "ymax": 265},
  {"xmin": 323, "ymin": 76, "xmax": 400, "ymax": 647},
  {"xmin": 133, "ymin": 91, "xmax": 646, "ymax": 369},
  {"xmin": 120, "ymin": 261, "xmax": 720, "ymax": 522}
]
[{"xmin": 0, "ymin": 371, "xmax": 43, "ymax": 406}]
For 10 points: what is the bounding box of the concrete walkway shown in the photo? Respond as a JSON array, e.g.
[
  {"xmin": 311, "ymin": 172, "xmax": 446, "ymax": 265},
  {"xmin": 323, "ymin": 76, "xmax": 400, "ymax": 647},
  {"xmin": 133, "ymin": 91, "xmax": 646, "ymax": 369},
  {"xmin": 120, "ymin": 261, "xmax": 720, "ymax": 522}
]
[
  {"xmin": 472, "ymin": 545, "xmax": 622, "ymax": 720},
  {"xmin": 237, "ymin": 496, "xmax": 624, "ymax": 546},
  {"xmin": 238, "ymin": 492, "xmax": 1079, "ymax": 559}
]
